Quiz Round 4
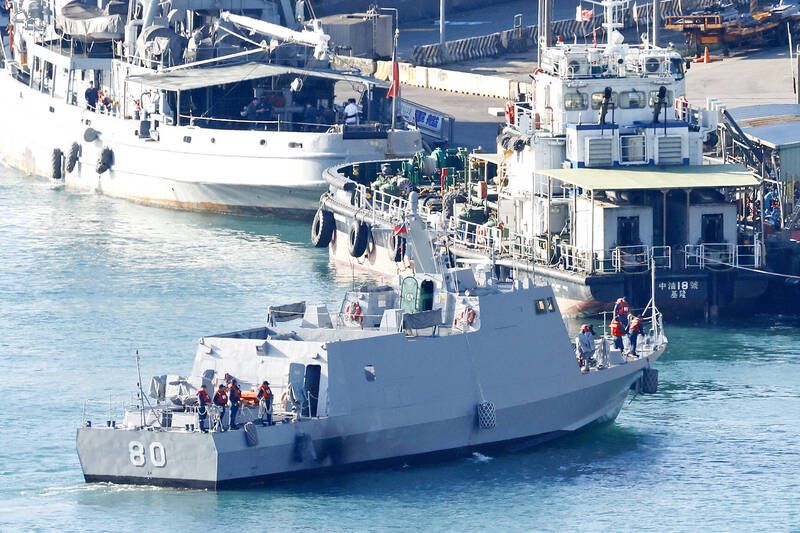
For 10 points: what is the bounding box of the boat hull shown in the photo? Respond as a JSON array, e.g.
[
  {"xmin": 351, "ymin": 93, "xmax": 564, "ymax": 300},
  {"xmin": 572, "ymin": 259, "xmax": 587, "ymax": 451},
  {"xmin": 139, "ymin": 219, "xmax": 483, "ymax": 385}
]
[{"xmin": 77, "ymin": 366, "xmax": 646, "ymax": 489}]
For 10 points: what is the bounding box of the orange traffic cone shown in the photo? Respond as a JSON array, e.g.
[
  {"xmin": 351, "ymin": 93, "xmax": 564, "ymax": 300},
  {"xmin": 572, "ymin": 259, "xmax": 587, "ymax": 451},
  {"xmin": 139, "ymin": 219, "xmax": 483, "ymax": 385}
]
[{"xmin": 703, "ymin": 46, "xmax": 711, "ymax": 64}]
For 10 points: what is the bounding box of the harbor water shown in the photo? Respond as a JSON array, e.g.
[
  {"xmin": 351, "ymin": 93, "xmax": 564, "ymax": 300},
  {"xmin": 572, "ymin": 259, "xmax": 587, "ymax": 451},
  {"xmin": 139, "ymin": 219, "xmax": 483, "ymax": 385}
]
[{"xmin": 1, "ymin": 167, "xmax": 799, "ymax": 531}]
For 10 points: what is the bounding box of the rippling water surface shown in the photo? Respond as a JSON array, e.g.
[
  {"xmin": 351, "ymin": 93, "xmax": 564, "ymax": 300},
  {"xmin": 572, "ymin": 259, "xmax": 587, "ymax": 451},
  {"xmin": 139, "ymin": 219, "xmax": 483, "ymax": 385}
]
[{"xmin": 1, "ymin": 168, "xmax": 799, "ymax": 531}]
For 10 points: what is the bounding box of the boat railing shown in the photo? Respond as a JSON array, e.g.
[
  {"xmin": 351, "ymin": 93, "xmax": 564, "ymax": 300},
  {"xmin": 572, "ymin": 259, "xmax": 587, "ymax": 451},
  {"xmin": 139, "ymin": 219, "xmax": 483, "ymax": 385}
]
[
  {"xmin": 559, "ymin": 243, "xmax": 594, "ymax": 272},
  {"xmin": 355, "ymin": 184, "xmax": 432, "ymax": 223},
  {"xmin": 450, "ymin": 217, "xmax": 504, "ymax": 253},
  {"xmin": 180, "ymin": 114, "xmax": 343, "ymax": 133},
  {"xmin": 514, "ymin": 103, "xmax": 537, "ymax": 134},
  {"xmin": 81, "ymin": 393, "xmax": 140, "ymax": 428},
  {"xmin": 735, "ymin": 239, "xmax": 762, "ymax": 268},
  {"xmin": 651, "ymin": 246, "xmax": 672, "ymax": 269},
  {"xmin": 684, "ymin": 242, "xmax": 746, "ymax": 269},
  {"xmin": 612, "ymin": 245, "xmax": 651, "ymax": 273}
]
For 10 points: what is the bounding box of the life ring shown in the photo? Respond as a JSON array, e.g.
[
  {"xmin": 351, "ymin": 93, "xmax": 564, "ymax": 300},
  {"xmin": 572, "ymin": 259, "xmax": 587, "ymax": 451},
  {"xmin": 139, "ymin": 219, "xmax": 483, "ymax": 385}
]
[
  {"xmin": 344, "ymin": 302, "xmax": 363, "ymax": 324},
  {"xmin": 310, "ymin": 209, "xmax": 334, "ymax": 247},
  {"xmin": 453, "ymin": 306, "xmax": 477, "ymax": 328},
  {"xmin": 504, "ymin": 101, "xmax": 515, "ymax": 125},
  {"xmin": 533, "ymin": 67, "xmax": 543, "ymax": 79}
]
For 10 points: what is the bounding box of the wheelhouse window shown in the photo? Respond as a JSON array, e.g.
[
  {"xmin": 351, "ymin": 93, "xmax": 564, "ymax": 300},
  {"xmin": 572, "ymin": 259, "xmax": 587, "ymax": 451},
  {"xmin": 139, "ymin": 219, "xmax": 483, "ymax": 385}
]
[
  {"xmin": 564, "ymin": 91, "xmax": 588, "ymax": 111},
  {"xmin": 591, "ymin": 91, "xmax": 617, "ymax": 110},
  {"xmin": 619, "ymin": 90, "xmax": 646, "ymax": 109},
  {"xmin": 670, "ymin": 57, "xmax": 685, "ymax": 80},
  {"xmin": 649, "ymin": 89, "xmax": 674, "ymax": 107},
  {"xmin": 535, "ymin": 299, "xmax": 548, "ymax": 315}
]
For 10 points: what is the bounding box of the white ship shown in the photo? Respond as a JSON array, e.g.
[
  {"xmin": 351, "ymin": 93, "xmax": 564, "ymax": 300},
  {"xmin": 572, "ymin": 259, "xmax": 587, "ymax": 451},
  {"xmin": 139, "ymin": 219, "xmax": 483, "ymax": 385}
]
[{"xmin": 0, "ymin": 0, "xmax": 420, "ymax": 217}]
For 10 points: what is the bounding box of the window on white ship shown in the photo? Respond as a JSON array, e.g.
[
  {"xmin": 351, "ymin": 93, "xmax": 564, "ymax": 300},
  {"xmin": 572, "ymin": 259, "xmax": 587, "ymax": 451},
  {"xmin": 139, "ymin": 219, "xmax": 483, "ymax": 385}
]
[
  {"xmin": 619, "ymin": 90, "xmax": 646, "ymax": 109},
  {"xmin": 649, "ymin": 89, "xmax": 674, "ymax": 107},
  {"xmin": 620, "ymin": 135, "xmax": 646, "ymax": 163},
  {"xmin": 591, "ymin": 91, "xmax": 617, "ymax": 110},
  {"xmin": 564, "ymin": 91, "xmax": 588, "ymax": 111}
]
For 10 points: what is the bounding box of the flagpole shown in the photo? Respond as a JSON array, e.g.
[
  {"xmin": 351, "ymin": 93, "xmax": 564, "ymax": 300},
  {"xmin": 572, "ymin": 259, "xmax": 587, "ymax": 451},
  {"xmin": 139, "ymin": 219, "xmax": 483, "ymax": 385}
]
[{"xmin": 391, "ymin": 27, "xmax": 398, "ymax": 132}]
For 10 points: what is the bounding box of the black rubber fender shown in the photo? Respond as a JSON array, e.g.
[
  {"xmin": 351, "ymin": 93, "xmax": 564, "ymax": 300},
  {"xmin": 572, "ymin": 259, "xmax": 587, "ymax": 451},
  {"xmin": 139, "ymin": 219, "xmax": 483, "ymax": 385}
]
[
  {"xmin": 96, "ymin": 147, "xmax": 113, "ymax": 174},
  {"xmin": 66, "ymin": 142, "xmax": 80, "ymax": 173},
  {"xmin": 310, "ymin": 209, "xmax": 335, "ymax": 247},
  {"xmin": 348, "ymin": 222, "xmax": 369, "ymax": 258},
  {"xmin": 51, "ymin": 148, "xmax": 63, "ymax": 180}
]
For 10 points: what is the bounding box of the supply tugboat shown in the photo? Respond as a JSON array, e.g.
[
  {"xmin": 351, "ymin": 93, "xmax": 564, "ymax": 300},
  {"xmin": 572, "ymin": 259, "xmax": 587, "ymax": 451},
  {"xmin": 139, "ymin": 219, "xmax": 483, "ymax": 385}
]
[
  {"xmin": 314, "ymin": 0, "xmax": 770, "ymax": 318},
  {"xmin": 76, "ymin": 193, "xmax": 666, "ymax": 489}
]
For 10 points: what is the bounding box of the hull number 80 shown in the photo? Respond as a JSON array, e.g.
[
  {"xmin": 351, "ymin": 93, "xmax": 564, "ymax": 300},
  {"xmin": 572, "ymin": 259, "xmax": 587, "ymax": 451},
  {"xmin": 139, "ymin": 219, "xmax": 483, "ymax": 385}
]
[{"xmin": 129, "ymin": 441, "xmax": 166, "ymax": 467}]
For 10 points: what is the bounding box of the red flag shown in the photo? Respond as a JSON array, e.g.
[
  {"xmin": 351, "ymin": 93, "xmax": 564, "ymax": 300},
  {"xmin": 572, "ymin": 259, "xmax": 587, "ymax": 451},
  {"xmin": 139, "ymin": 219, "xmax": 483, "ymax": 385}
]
[
  {"xmin": 387, "ymin": 60, "xmax": 399, "ymax": 99},
  {"xmin": 581, "ymin": 8, "xmax": 593, "ymax": 22},
  {"xmin": 393, "ymin": 223, "xmax": 407, "ymax": 236}
]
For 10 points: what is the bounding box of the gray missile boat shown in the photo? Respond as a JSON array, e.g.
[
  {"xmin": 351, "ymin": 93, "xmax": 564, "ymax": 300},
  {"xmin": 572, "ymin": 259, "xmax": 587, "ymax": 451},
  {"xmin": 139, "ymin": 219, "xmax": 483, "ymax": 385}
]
[{"xmin": 76, "ymin": 194, "xmax": 667, "ymax": 489}]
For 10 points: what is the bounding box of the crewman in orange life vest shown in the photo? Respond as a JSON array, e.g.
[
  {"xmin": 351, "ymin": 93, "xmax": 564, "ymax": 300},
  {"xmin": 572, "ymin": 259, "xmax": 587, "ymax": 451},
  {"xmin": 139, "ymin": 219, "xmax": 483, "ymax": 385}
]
[
  {"xmin": 610, "ymin": 317, "xmax": 625, "ymax": 351},
  {"xmin": 613, "ymin": 297, "xmax": 630, "ymax": 329},
  {"xmin": 229, "ymin": 379, "xmax": 242, "ymax": 429},
  {"xmin": 196, "ymin": 384, "xmax": 210, "ymax": 433},
  {"xmin": 628, "ymin": 314, "xmax": 642, "ymax": 356},
  {"xmin": 213, "ymin": 384, "xmax": 228, "ymax": 431},
  {"xmin": 257, "ymin": 380, "xmax": 274, "ymax": 426}
]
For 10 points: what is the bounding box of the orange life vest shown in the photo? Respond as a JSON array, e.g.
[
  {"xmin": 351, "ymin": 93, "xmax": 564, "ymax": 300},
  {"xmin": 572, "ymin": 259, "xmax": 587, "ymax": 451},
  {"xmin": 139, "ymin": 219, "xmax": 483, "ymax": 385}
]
[
  {"xmin": 197, "ymin": 389, "xmax": 210, "ymax": 405},
  {"xmin": 258, "ymin": 384, "xmax": 273, "ymax": 400},
  {"xmin": 615, "ymin": 300, "xmax": 630, "ymax": 316},
  {"xmin": 229, "ymin": 384, "xmax": 241, "ymax": 403},
  {"xmin": 630, "ymin": 317, "xmax": 642, "ymax": 332},
  {"xmin": 213, "ymin": 390, "xmax": 228, "ymax": 406},
  {"xmin": 610, "ymin": 319, "xmax": 624, "ymax": 336}
]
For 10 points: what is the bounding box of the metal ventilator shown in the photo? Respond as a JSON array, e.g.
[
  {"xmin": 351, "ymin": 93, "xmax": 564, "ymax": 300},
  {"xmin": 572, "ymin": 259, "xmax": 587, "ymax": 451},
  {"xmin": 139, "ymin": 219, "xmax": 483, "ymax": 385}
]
[{"xmin": 476, "ymin": 401, "xmax": 496, "ymax": 429}]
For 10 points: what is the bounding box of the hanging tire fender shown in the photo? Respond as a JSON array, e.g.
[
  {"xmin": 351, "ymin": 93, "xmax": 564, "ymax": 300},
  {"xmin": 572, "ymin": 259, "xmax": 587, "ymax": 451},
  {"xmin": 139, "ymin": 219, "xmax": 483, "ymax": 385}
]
[
  {"xmin": 310, "ymin": 209, "xmax": 335, "ymax": 247},
  {"xmin": 348, "ymin": 222, "xmax": 369, "ymax": 257},
  {"xmin": 96, "ymin": 147, "xmax": 113, "ymax": 174},
  {"xmin": 66, "ymin": 142, "xmax": 80, "ymax": 173},
  {"xmin": 50, "ymin": 148, "xmax": 63, "ymax": 180}
]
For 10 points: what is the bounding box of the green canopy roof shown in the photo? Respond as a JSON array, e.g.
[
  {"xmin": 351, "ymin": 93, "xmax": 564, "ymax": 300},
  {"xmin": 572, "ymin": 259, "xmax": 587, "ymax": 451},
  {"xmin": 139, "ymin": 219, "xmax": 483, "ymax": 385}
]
[{"xmin": 540, "ymin": 164, "xmax": 758, "ymax": 190}]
